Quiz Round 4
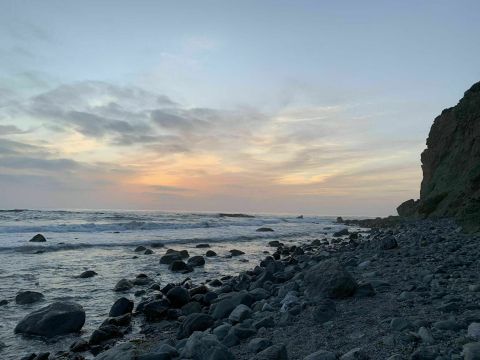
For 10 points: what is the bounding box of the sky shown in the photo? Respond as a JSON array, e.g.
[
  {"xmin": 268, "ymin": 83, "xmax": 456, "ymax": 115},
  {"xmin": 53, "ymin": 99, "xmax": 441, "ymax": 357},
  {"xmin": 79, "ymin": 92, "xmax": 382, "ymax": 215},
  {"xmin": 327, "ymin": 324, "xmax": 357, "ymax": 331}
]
[{"xmin": 0, "ymin": 0, "xmax": 479, "ymax": 216}]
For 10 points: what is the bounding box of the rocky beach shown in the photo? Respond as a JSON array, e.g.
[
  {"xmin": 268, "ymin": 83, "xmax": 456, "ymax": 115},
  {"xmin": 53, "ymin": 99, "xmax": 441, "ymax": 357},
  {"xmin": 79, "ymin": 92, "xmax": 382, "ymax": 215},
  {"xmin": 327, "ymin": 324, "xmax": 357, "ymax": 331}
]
[{"xmin": 7, "ymin": 217, "xmax": 480, "ymax": 360}]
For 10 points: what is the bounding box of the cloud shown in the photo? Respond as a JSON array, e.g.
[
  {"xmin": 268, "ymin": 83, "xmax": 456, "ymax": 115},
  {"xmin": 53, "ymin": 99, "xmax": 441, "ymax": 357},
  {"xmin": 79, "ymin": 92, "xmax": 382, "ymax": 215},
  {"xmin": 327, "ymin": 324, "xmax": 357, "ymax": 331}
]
[{"xmin": 0, "ymin": 79, "xmax": 424, "ymax": 214}]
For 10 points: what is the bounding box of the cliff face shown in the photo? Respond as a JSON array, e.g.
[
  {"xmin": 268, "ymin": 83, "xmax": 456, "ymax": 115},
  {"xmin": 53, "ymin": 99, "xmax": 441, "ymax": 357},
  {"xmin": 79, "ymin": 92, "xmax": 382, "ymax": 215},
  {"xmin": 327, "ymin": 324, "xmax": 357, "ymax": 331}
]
[{"xmin": 398, "ymin": 81, "xmax": 480, "ymax": 231}]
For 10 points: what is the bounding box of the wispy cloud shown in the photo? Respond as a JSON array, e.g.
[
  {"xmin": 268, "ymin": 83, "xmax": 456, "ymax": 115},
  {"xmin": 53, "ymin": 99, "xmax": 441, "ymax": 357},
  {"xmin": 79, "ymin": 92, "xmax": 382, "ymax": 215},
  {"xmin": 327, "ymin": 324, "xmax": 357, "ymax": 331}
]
[{"xmin": 0, "ymin": 80, "xmax": 423, "ymax": 214}]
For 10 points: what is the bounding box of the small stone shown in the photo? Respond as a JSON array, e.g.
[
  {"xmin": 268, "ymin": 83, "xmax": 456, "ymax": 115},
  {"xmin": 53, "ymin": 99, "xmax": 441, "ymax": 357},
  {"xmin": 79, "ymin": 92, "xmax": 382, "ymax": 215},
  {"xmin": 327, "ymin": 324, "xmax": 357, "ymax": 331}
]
[
  {"xmin": 417, "ymin": 326, "xmax": 435, "ymax": 344},
  {"xmin": 134, "ymin": 245, "xmax": 147, "ymax": 252}
]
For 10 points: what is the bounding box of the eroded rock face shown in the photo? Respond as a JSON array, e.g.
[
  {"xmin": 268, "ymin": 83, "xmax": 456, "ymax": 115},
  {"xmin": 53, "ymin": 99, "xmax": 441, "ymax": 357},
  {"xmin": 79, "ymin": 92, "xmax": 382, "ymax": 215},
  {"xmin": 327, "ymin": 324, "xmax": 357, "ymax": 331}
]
[{"xmin": 399, "ymin": 81, "xmax": 480, "ymax": 231}]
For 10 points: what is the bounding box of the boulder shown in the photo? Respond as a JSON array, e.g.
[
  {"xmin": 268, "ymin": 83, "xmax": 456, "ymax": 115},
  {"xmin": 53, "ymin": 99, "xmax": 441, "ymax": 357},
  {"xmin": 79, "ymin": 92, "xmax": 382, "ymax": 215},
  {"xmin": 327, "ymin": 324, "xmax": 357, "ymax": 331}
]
[
  {"xmin": 114, "ymin": 278, "xmax": 134, "ymax": 292},
  {"xmin": 177, "ymin": 313, "xmax": 214, "ymax": 339},
  {"xmin": 206, "ymin": 250, "xmax": 217, "ymax": 257},
  {"xmin": 228, "ymin": 304, "xmax": 252, "ymax": 323},
  {"xmin": 134, "ymin": 245, "xmax": 147, "ymax": 252},
  {"xmin": 95, "ymin": 343, "xmax": 139, "ymax": 360},
  {"xmin": 188, "ymin": 255, "xmax": 206, "ymax": 267},
  {"xmin": 304, "ymin": 259, "xmax": 358, "ymax": 299},
  {"xmin": 169, "ymin": 260, "xmax": 193, "ymax": 273},
  {"xmin": 29, "ymin": 234, "xmax": 46, "ymax": 242},
  {"xmin": 78, "ymin": 270, "xmax": 97, "ymax": 278},
  {"xmin": 167, "ymin": 286, "xmax": 190, "ymax": 307},
  {"xmin": 15, "ymin": 291, "xmax": 44, "ymax": 305},
  {"xmin": 180, "ymin": 331, "xmax": 234, "ymax": 360},
  {"xmin": 109, "ymin": 297, "xmax": 134, "ymax": 317},
  {"xmin": 255, "ymin": 344, "xmax": 288, "ymax": 360},
  {"xmin": 229, "ymin": 249, "xmax": 245, "ymax": 256},
  {"xmin": 196, "ymin": 243, "xmax": 210, "ymax": 248},
  {"xmin": 379, "ymin": 236, "xmax": 398, "ymax": 250},
  {"xmin": 15, "ymin": 302, "xmax": 85, "ymax": 338}
]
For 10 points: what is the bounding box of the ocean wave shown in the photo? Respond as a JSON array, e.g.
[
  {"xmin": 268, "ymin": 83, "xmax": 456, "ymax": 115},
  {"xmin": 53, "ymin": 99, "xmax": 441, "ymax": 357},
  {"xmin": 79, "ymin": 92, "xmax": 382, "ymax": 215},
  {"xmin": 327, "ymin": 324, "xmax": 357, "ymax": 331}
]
[
  {"xmin": 0, "ymin": 216, "xmax": 292, "ymax": 234},
  {"xmin": 0, "ymin": 229, "xmax": 319, "ymax": 253}
]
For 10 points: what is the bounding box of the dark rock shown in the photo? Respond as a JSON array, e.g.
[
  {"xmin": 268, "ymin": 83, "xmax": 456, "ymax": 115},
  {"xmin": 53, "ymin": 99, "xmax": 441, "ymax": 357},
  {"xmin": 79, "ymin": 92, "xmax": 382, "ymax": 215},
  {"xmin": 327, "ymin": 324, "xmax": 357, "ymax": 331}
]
[
  {"xmin": 29, "ymin": 234, "xmax": 46, "ymax": 242},
  {"xmin": 102, "ymin": 313, "xmax": 132, "ymax": 327},
  {"xmin": 180, "ymin": 331, "xmax": 234, "ymax": 360},
  {"xmin": 15, "ymin": 291, "xmax": 44, "ymax": 305},
  {"xmin": 187, "ymin": 255, "xmax": 206, "ymax": 267},
  {"xmin": 206, "ymin": 250, "xmax": 217, "ymax": 257},
  {"xmin": 229, "ymin": 249, "xmax": 245, "ymax": 256},
  {"xmin": 210, "ymin": 298, "xmax": 236, "ymax": 320},
  {"xmin": 379, "ymin": 236, "xmax": 398, "ymax": 250},
  {"xmin": 143, "ymin": 299, "xmax": 170, "ymax": 321},
  {"xmin": 134, "ymin": 245, "xmax": 147, "ymax": 252},
  {"xmin": 304, "ymin": 259, "xmax": 358, "ymax": 299},
  {"xmin": 167, "ymin": 286, "xmax": 190, "ymax": 308},
  {"xmin": 0, "ymin": 299, "xmax": 8, "ymax": 306},
  {"xmin": 256, "ymin": 227, "xmax": 274, "ymax": 232},
  {"xmin": 70, "ymin": 338, "xmax": 89, "ymax": 352},
  {"xmin": 182, "ymin": 301, "xmax": 202, "ymax": 315},
  {"xmin": 168, "ymin": 260, "xmax": 193, "ymax": 273},
  {"xmin": 160, "ymin": 252, "xmax": 183, "ymax": 265},
  {"xmin": 333, "ymin": 228, "xmax": 349, "ymax": 237},
  {"xmin": 255, "ymin": 344, "xmax": 288, "ymax": 360},
  {"xmin": 340, "ymin": 348, "xmax": 369, "ymax": 360},
  {"xmin": 144, "ymin": 249, "xmax": 154, "ymax": 255},
  {"xmin": 78, "ymin": 270, "xmax": 97, "ymax": 278},
  {"xmin": 177, "ymin": 313, "xmax": 214, "ymax": 339},
  {"xmin": 89, "ymin": 324, "xmax": 123, "ymax": 345},
  {"xmin": 15, "ymin": 302, "xmax": 85, "ymax": 338},
  {"xmin": 196, "ymin": 243, "xmax": 210, "ymax": 248},
  {"xmin": 114, "ymin": 278, "xmax": 134, "ymax": 292},
  {"xmin": 109, "ymin": 297, "xmax": 134, "ymax": 317},
  {"xmin": 248, "ymin": 338, "xmax": 273, "ymax": 353},
  {"xmin": 397, "ymin": 199, "xmax": 419, "ymax": 217}
]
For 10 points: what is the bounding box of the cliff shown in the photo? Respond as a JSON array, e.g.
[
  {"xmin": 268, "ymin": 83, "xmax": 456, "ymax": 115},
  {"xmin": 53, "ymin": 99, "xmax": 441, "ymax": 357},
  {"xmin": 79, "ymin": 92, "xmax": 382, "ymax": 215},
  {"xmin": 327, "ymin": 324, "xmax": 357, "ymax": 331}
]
[{"xmin": 398, "ymin": 81, "xmax": 480, "ymax": 231}]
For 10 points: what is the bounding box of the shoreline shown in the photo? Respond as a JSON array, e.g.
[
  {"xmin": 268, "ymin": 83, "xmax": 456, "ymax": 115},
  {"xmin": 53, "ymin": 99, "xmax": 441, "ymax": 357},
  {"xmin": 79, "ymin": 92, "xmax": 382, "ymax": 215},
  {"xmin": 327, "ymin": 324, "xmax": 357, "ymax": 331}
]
[{"xmin": 11, "ymin": 218, "xmax": 480, "ymax": 360}]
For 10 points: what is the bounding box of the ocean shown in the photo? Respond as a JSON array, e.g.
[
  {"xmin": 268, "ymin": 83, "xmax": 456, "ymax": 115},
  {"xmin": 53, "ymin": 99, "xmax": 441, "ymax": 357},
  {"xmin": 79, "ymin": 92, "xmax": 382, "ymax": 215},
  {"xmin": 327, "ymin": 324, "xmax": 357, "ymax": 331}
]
[{"xmin": 0, "ymin": 209, "xmax": 349, "ymax": 359}]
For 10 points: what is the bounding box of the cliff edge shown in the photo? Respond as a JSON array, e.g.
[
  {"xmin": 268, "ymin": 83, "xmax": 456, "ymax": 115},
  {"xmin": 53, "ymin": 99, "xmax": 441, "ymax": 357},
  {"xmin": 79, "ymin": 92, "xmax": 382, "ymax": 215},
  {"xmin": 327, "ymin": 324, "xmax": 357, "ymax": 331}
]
[{"xmin": 398, "ymin": 81, "xmax": 480, "ymax": 231}]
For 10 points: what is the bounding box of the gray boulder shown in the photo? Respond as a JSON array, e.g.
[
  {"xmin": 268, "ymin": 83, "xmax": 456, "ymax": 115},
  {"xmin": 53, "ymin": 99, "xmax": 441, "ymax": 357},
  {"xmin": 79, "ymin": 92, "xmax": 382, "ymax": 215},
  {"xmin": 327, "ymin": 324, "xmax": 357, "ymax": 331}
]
[
  {"xmin": 95, "ymin": 343, "xmax": 139, "ymax": 360},
  {"xmin": 15, "ymin": 302, "xmax": 85, "ymax": 338},
  {"xmin": 177, "ymin": 313, "xmax": 214, "ymax": 339},
  {"xmin": 180, "ymin": 331, "xmax": 234, "ymax": 360},
  {"xmin": 304, "ymin": 259, "xmax": 358, "ymax": 299},
  {"xmin": 188, "ymin": 255, "xmax": 206, "ymax": 267}
]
